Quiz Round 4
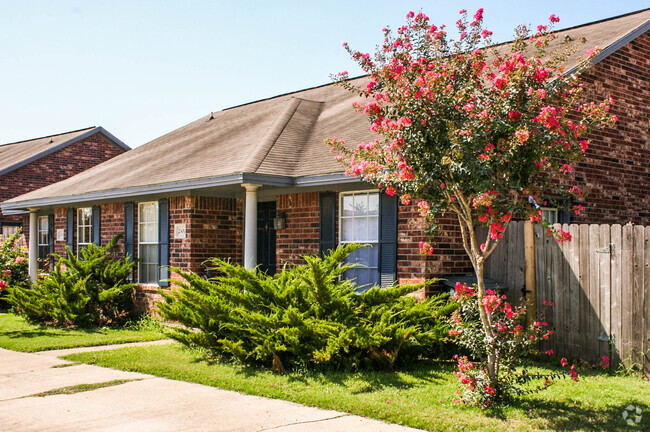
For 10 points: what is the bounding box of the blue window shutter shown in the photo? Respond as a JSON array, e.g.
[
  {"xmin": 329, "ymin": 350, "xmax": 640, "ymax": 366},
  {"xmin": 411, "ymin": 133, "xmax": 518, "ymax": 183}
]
[
  {"xmin": 124, "ymin": 203, "xmax": 135, "ymax": 282},
  {"xmin": 379, "ymin": 194, "xmax": 398, "ymax": 287},
  {"xmin": 124, "ymin": 203, "xmax": 134, "ymax": 262},
  {"xmin": 66, "ymin": 208, "xmax": 74, "ymax": 252},
  {"xmin": 92, "ymin": 205, "xmax": 101, "ymax": 246},
  {"xmin": 47, "ymin": 214, "xmax": 55, "ymax": 268},
  {"xmin": 319, "ymin": 192, "xmax": 336, "ymax": 256},
  {"xmin": 158, "ymin": 199, "xmax": 170, "ymax": 287}
]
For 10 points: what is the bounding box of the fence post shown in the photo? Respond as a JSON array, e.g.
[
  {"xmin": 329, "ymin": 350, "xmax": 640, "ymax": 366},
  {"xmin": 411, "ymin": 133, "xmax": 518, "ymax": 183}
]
[{"xmin": 524, "ymin": 221, "xmax": 536, "ymax": 325}]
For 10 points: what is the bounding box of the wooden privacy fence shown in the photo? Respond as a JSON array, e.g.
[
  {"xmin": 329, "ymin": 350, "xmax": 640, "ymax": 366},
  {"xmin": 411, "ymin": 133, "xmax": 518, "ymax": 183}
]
[{"xmin": 481, "ymin": 221, "xmax": 650, "ymax": 375}]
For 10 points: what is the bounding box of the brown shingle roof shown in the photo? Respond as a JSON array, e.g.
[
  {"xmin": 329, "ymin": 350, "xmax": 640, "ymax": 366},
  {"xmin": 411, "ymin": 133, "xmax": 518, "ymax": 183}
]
[
  {"xmin": 4, "ymin": 8, "xmax": 649, "ymax": 208},
  {"xmin": 0, "ymin": 127, "xmax": 94, "ymax": 174},
  {"xmin": 0, "ymin": 126, "xmax": 130, "ymax": 176}
]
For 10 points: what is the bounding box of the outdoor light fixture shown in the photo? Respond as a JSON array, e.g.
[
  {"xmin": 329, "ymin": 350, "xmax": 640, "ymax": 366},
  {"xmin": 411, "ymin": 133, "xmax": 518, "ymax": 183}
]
[{"xmin": 273, "ymin": 213, "xmax": 286, "ymax": 230}]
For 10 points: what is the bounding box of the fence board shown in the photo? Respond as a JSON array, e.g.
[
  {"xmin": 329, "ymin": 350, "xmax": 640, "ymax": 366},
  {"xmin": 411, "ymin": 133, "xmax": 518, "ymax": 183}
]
[
  {"xmin": 507, "ymin": 224, "xmax": 517, "ymax": 301},
  {"xmin": 612, "ymin": 225, "xmax": 624, "ymax": 365},
  {"xmin": 632, "ymin": 226, "xmax": 645, "ymax": 369},
  {"xmin": 599, "ymin": 225, "xmax": 612, "ymax": 360},
  {"xmin": 568, "ymin": 224, "xmax": 580, "ymax": 357},
  {"xmin": 534, "ymin": 224, "xmax": 547, "ymax": 352},
  {"xmin": 645, "ymin": 227, "xmax": 650, "ymax": 376},
  {"xmin": 586, "ymin": 225, "xmax": 599, "ymax": 362},
  {"xmin": 612, "ymin": 225, "xmax": 634, "ymax": 365}
]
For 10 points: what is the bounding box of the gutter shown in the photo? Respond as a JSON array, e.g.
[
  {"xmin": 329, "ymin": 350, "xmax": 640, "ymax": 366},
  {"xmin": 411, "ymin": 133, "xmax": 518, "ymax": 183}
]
[{"xmin": 1, "ymin": 172, "xmax": 360, "ymax": 214}]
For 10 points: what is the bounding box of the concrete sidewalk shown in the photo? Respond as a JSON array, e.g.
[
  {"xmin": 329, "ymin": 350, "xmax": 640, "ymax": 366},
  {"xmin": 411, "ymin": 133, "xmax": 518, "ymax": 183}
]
[{"xmin": 0, "ymin": 346, "xmax": 424, "ymax": 432}]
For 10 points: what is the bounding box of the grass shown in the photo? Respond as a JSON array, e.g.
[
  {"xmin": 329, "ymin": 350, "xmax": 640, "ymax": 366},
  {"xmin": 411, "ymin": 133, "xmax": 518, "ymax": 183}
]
[
  {"xmin": 65, "ymin": 343, "xmax": 650, "ymax": 432},
  {"xmin": 0, "ymin": 313, "xmax": 166, "ymax": 352},
  {"xmin": 24, "ymin": 379, "xmax": 141, "ymax": 398}
]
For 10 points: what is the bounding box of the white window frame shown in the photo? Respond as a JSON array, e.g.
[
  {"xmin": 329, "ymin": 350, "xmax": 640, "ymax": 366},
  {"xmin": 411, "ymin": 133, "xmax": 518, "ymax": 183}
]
[
  {"xmin": 77, "ymin": 208, "xmax": 93, "ymax": 255},
  {"xmin": 37, "ymin": 216, "xmax": 49, "ymax": 269},
  {"xmin": 540, "ymin": 207, "xmax": 558, "ymax": 225},
  {"xmin": 339, "ymin": 190, "xmax": 380, "ymax": 288},
  {"xmin": 138, "ymin": 201, "xmax": 159, "ymax": 285}
]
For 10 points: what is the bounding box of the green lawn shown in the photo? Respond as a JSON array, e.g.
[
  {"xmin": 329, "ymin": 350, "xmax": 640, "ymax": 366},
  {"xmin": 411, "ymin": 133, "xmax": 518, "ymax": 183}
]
[
  {"xmin": 0, "ymin": 313, "xmax": 165, "ymax": 352},
  {"xmin": 65, "ymin": 343, "xmax": 649, "ymax": 431}
]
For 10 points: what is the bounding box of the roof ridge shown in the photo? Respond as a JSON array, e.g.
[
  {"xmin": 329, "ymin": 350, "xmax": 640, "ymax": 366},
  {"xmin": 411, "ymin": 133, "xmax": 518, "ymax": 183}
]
[
  {"xmin": 552, "ymin": 7, "xmax": 650, "ymax": 35},
  {"xmin": 0, "ymin": 126, "xmax": 96, "ymax": 147},
  {"xmin": 219, "ymin": 77, "xmax": 366, "ymax": 113},
  {"xmin": 290, "ymin": 100, "xmax": 326, "ymax": 177},
  {"xmin": 242, "ymin": 97, "xmax": 302, "ymax": 173}
]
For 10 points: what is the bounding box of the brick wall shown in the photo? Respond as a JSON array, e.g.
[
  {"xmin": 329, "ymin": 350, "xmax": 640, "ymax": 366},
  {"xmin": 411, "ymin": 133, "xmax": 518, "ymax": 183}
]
[
  {"xmin": 168, "ymin": 196, "xmax": 243, "ymax": 275},
  {"xmin": 570, "ymin": 32, "xmax": 650, "ymax": 225},
  {"xmin": 276, "ymin": 192, "xmax": 321, "ymax": 269},
  {"xmin": 53, "ymin": 208, "xmax": 67, "ymax": 256},
  {"xmin": 0, "ymin": 133, "xmax": 125, "ymax": 226},
  {"xmin": 396, "ymin": 206, "xmax": 472, "ymax": 286}
]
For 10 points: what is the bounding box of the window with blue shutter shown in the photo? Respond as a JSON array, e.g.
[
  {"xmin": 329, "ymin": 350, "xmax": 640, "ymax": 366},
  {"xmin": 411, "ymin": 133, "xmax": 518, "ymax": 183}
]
[
  {"xmin": 92, "ymin": 206, "xmax": 101, "ymax": 246},
  {"xmin": 158, "ymin": 199, "xmax": 170, "ymax": 287},
  {"xmin": 66, "ymin": 208, "xmax": 74, "ymax": 252},
  {"xmin": 319, "ymin": 192, "xmax": 336, "ymax": 256},
  {"xmin": 47, "ymin": 214, "xmax": 55, "ymax": 269},
  {"xmin": 339, "ymin": 191, "xmax": 397, "ymax": 289},
  {"xmin": 379, "ymin": 194, "xmax": 398, "ymax": 287},
  {"xmin": 124, "ymin": 202, "xmax": 135, "ymax": 281}
]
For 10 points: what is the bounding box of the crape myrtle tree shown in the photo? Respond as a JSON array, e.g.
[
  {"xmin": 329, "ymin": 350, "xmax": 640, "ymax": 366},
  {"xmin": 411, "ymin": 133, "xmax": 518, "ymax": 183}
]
[{"xmin": 327, "ymin": 9, "xmax": 617, "ymax": 403}]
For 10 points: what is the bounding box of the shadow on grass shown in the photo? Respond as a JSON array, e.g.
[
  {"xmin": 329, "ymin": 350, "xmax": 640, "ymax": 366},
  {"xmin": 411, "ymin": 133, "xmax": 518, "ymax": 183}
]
[
  {"xmin": 507, "ymin": 399, "xmax": 650, "ymax": 431},
  {"xmin": 191, "ymin": 349, "xmax": 452, "ymax": 393},
  {"xmin": 2, "ymin": 328, "xmax": 110, "ymax": 339}
]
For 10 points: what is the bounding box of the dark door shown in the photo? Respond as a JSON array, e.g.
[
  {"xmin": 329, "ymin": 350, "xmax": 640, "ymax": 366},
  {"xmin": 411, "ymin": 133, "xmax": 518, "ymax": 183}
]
[{"xmin": 257, "ymin": 201, "xmax": 277, "ymax": 275}]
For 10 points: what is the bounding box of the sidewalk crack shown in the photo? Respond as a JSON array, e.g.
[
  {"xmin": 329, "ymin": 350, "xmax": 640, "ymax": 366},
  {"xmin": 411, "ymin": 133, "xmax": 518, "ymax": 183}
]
[{"xmin": 256, "ymin": 414, "xmax": 351, "ymax": 431}]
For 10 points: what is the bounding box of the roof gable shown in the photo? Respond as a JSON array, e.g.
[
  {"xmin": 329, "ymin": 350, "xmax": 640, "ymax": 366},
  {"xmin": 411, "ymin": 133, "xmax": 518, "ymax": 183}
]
[{"xmin": 0, "ymin": 126, "xmax": 130, "ymax": 176}]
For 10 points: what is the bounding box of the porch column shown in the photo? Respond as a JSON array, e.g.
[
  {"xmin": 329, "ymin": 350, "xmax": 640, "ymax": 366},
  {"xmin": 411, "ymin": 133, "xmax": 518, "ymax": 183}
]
[
  {"xmin": 242, "ymin": 183, "xmax": 261, "ymax": 270},
  {"xmin": 28, "ymin": 210, "xmax": 38, "ymax": 283}
]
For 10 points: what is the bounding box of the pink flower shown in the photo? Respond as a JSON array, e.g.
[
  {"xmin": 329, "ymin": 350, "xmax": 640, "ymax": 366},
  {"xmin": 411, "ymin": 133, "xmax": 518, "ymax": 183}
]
[
  {"xmin": 482, "ymin": 292, "xmax": 501, "ymax": 314},
  {"xmin": 0, "ymin": 280, "xmax": 6, "ymax": 291},
  {"xmin": 418, "ymin": 241, "xmax": 434, "ymax": 256},
  {"xmin": 454, "ymin": 282, "xmax": 475, "ymax": 300},
  {"xmin": 549, "ymin": 14, "xmax": 560, "ymax": 23},
  {"xmin": 15, "ymin": 256, "xmax": 24, "ymax": 263},
  {"xmin": 545, "ymin": 350, "xmax": 554, "ymax": 356},
  {"xmin": 515, "ymin": 129, "xmax": 530, "ymax": 144},
  {"xmin": 3, "ymin": 269, "xmax": 11, "ymax": 275},
  {"xmin": 560, "ymin": 357, "xmax": 568, "ymax": 367},
  {"xmin": 385, "ymin": 187, "xmax": 396, "ymax": 196},
  {"xmin": 600, "ymin": 355, "xmax": 610, "ymax": 369}
]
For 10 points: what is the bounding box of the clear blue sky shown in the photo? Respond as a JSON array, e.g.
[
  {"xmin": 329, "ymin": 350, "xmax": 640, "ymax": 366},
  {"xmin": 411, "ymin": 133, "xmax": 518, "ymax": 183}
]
[{"xmin": 1, "ymin": 1, "xmax": 648, "ymax": 148}]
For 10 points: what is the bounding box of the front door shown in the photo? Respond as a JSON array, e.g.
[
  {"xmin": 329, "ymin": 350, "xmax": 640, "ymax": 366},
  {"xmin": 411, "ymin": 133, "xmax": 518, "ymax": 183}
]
[{"xmin": 257, "ymin": 201, "xmax": 277, "ymax": 275}]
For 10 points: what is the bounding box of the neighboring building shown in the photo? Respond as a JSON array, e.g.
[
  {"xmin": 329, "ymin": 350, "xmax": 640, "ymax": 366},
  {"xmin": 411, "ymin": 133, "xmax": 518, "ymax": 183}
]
[
  {"xmin": 0, "ymin": 127, "xmax": 129, "ymax": 263},
  {"xmin": 2, "ymin": 10, "xmax": 648, "ymax": 310}
]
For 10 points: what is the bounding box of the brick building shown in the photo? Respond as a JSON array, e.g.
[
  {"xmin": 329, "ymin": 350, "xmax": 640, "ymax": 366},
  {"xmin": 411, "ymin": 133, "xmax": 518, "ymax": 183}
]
[
  {"xmin": 0, "ymin": 127, "xmax": 129, "ymax": 240},
  {"xmin": 2, "ymin": 10, "xmax": 648, "ymax": 310}
]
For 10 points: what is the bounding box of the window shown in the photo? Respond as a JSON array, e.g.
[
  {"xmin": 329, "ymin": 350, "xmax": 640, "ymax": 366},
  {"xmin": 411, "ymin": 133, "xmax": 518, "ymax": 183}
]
[
  {"xmin": 37, "ymin": 216, "xmax": 49, "ymax": 270},
  {"xmin": 340, "ymin": 191, "xmax": 380, "ymax": 289},
  {"xmin": 540, "ymin": 207, "xmax": 558, "ymax": 224},
  {"xmin": 77, "ymin": 208, "xmax": 93, "ymax": 254},
  {"xmin": 1, "ymin": 224, "xmax": 19, "ymax": 239},
  {"xmin": 138, "ymin": 202, "xmax": 159, "ymax": 284}
]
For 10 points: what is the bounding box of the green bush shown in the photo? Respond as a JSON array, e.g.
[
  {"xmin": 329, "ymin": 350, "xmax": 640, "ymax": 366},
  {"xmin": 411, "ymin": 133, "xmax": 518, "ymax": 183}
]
[
  {"xmin": 0, "ymin": 231, "xmax": 29, "ymax": 310},
  {"xmin": 7, "ymin": 235, "xmax": 137, "ymax": 327},
  {"xmin": 159, "ymin": 244, "xmax": 454, "ymax": 372}
]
